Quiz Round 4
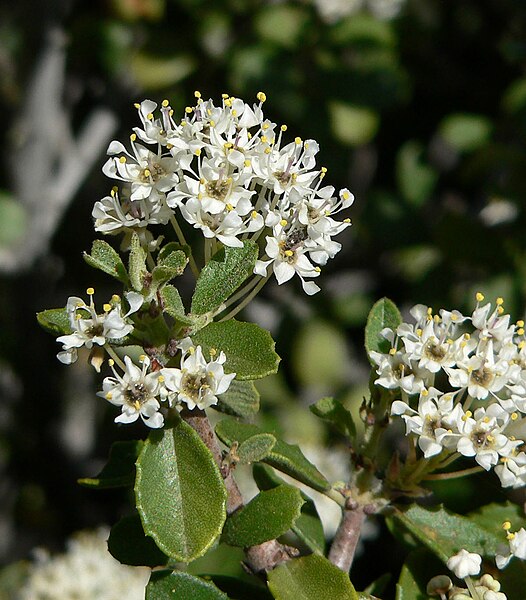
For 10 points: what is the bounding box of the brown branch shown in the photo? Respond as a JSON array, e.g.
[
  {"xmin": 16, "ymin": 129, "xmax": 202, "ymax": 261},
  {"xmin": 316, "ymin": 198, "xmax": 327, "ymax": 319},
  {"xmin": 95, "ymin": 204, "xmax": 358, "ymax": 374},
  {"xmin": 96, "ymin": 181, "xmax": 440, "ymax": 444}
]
[
  {"xmin": 181, "ymin": 408, "xmax": 297, "ymax": 572},
  {"xmin": 328, "ymin": 501, "xmax": 375, "ymax": 572}
]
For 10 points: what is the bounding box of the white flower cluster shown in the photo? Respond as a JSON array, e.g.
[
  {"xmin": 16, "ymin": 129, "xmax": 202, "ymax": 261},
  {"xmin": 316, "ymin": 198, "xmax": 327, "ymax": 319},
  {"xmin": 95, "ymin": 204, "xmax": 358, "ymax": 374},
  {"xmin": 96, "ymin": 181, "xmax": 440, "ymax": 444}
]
[
  {"xmin": 98, "ymin": 339, "xmax": 235, "ymax": 428},
  {"xmin": 19, "ymin": 528, "xmax": 149, "ymax": 600},
  {"xmin": 95, "ymin": 93, "xmax": 353, "ymax": 294},
  {"xmin": 370, "ymin": 294, "xmax": 526, "ymax": 488},
  {"xmin": 496, "ymin": 521, "xmax": 526, "ymax": 570},
  {"xmin": 56, "ymin": 288, "xmax": 143, "ymax": 370}
]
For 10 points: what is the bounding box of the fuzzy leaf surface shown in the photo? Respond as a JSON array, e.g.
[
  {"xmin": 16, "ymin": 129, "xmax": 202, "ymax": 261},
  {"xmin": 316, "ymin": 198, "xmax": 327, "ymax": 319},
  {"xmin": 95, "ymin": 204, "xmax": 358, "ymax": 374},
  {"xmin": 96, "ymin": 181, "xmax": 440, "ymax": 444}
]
[
  {"xmin": 217, "ymin": 380, "xmax": 260, "ymax": 418},
  {"xmin": 146, "ymin": 571, "xmax": 228, "ymax": 600},
  {"xmin": 129, "ymin": 232, "xmax": 148, "ymax": 292},
  {"xmin": 237, "ymin": 433, "xmax": 276, "ymax": 464},
  {"xmin": 222, "ymin": 485, "xmax": 304, "ymax": 547},
  {"xmin": 36, "ymin": 307, "xmax": 71, "ymax": 336},
  {"xmin": 267, "ymin": 554, "xmax": 359, "ymax": 600},
  {"xmin": 191, "ymin": 241, "xmax": 258, "ymax": 315},
  {"xmin": 364, "ymin": 297, "xmax": 402, "ymax": 360},
  {"xmin": 83, "ymin": 239, "xmax": 128, "ymax": 283},
  {"xmin": 309, "ymin": 396, "xmax": 356, "ymax": 439},
  {"xmin": 135, "ymin": 419, "xmax": 227, "ymax": 562},
  {"xmin": 192, "ymin": 320, "xmax": 280, "ymax": 380},
  {"xmin": 216, "ymin": 419, "xmax": 330, "ymax": 492},
  {"xmin": 161, "ymin": 285, "xmax": 194, "ymax": 325}
]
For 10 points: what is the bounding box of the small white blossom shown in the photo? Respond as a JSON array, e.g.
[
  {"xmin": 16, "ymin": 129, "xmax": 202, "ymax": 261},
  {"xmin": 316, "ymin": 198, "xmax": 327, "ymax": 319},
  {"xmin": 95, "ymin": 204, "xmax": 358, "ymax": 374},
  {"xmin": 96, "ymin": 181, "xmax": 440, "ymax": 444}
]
[
  {"xmin": 447, "ymin": 549, "xmax": 482, "ymax": 579},
  {"xmin": 496, "ymin": 527, "xmax": 526, "ymax": 569}
]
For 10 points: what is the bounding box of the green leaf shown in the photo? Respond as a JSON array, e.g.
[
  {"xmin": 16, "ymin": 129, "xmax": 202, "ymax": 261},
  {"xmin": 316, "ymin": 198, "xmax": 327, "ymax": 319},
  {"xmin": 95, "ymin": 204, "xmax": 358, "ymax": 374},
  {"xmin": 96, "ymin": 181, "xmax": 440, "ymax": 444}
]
[
  {"xmin": 253, "ymin": 464, "xmax": 326, "ymax": 555},
  {"xmin": 468, "ymin": 501, "xmax": 526, "ymax": 541},
  {"xmin": 129, "ymin": 232, "xmax": 148, "ymax": 292},
  {"xmin": 191, "ymin": 242, "xmax": 258, "ymax": 315},
  {"xmin": 396, "ymin": 141, "xmax": 438, "ymax": 208},
  {"xmin": 161, "ymin": 285, "xmax": 194, "ymax": 325},
  {"xmin": 439, "ymin": 113, "xmax": 492, "ymax": 152},
  {"xmin": 396, "ymin": 549, "xmax": 441, "ymax": 600},
  {"xmin": 146, "ymin": 571, "xmax": 228, "ymax": 600},
  {"xmin": 309, "ymin": 397, "xmax": 356, "ymax": 439},
  {"xmin": 108, "ymin": 513, "xmax": 168, "ymax": 567},
  {"xmin": 203, "ymin": 576, "xmax": 273, "ymax": 600},
  {"xmin": 364, "ymin": 298, "xmax": 402, "ymax": 359},
  {"xmin": 267, "ymin": 554, "xmax": 359, "ymax": 600},
  {"xmin": 78, "ymin": 440, "xmax": 143, "ymax": 489},
  {"xmin": 237, "ymin": 433, "xmax": 276, "ymax": 464},
  {"xmin": 83, "ymin": 239, "xmax": 128, "ymax": 283},
  {"xmin": 217, "ymin": 380, "xmax": 260, "ymax": 418},
  {"xmin": 216, "ymin": 419, "xmax": 330, "ymax": 492},
  {"xmin": 192, "ymin": 320, "xmax": 280, "ymax": 381},
  {"xmin": 392, "ymin": 504, "xmax": 499, "ymax": 562},
  {"xmin": 329, "ymin": 101, "xmax": 379, "ymax": 147},
  {"xmin": 36, "ymin": 307, "xmax": 72, "ymax": 336},
  {"xmin": 135, "ymin": 418, "xmax": 227, "ymax": 562},
  {"xmin": 222, "ymin": 485, "xmax": 304, "ymax": 547},
  {"xmin": 149, "ymin": 250, "xmax": 188, "ymax": 298}
]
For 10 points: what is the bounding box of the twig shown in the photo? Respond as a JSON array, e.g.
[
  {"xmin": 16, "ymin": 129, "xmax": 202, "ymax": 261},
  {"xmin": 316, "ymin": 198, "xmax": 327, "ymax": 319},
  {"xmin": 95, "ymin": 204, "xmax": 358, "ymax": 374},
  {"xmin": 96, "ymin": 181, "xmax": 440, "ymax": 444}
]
[
  {"xmin": 181, "ymin": 407, "xmax": 298, "ymax": 573},
  {"xmin": 328, "ymin": 502, "xmax": 375, "ymax": 572}
]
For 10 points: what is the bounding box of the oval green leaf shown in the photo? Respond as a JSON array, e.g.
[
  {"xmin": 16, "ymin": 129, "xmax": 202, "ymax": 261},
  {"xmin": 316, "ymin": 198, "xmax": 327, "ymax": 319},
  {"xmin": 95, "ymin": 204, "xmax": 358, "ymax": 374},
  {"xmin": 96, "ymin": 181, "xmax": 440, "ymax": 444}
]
[
  {"xmin": 217, "ymin": 380, "xmax": 260, "ymax": 418},
  {"xmin": 36, "ymin": 307, "xmax": 72, "ymax": 337},
  {"xmin": 237, "ymin": 433, "xmax": 276, "ymax": 464},
  {"xmin": 191, "ymin": 320, "xmax": 280, "ymax": 380},
  {"xmin": 364, "ymin": 298, "xmax": 402, "ymax": 360},
  {"xmin": 135, "ymin": 418, "xmax": 227, "ymax": 562},
  {"xmin": 191, "ymin": 242, "xmax": 258, "ymax": 315},
  {"xmin": 146, "ymin": 571, "xmax": 228, "ymax": 600},
  {"xmin": 78, "ymin": 440, "xmax": 143, "ymax": 489},
  {"xmin": 267, "ymin": 554, "xmax": 359, "ymax": 600},
  {"xmin": 222, "ymin": 485, "xmax": 304, "ymax": 547},
  {"xmin": 216, "ymin": 418, "xmax": 330, "ymax": 492},
  {"xmin": 108, "ymin": 513, "xmax": 168, "ymax": 567},
  {"xmin": 83, "ymin": 239, "xmax": 128, "ymax": 283}
]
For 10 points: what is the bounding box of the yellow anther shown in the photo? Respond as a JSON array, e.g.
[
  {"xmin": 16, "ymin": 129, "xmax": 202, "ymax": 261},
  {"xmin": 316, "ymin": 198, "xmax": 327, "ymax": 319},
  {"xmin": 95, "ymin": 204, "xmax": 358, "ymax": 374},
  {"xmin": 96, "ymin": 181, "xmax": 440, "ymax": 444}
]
[
  {"xmin": 512, "ymin": 412, "xmax": 519, "ymax": 420},
  {"xmin": 162, "ymin": 99, "xmax": 169, "ymax": 107},
  {"xmin": 110, "ymin": 187, "xmax": 116, "ymax": 197},
  {"xmin": 421, "ymin": 389, "xmax": 429, "ymax": 396},
  {"xmin": 483, "ymin": 416, "xmax": 490, "ymax": 423},
  {"xmin": 315, "ymin": 266, "xmax": 321, "ymax": 272},
  {"xmin": 343, "ymin": 218, "xmax": 351, "ymax": 223},
  {"xmin": 264, "ymin": 147, "xmax": 271, "ymax": 154},
  {"xmin": 146, "ymin": 112, "xmax": 154, "ymax": 120},
  {"xmin": 224, "ymin": 142, "xmax": 233, "ymax": 149},
  {"xmin": 222, "ymin": 93, "xmax": 229, "ymax": 99},
  {"xmin": 434, "ymin": 314, "xmax": 441, "ymax": 323},
  {"xmin": 460, "ymin": 341, "xmax": 467, "ymax": 348},
  {"xmin": 232, "ymin": 109, "xmax": 237, "ymax": 117},
  {"xmin": 294, "ymin": 136, "xmax": 302, "ymax": 144},
  {"xmin": 108, "ymin": 359, "xmax": 115, "ymax": 367},
  {"xmin": 498, "ymin": 306, "xmax": 504, "ymax": 315},
  {"xmin": 158, "ymin": 375, "xmax": 165, "ymax": 383},
  {"xmin": 86, "ymin": 287, "xmax": 95, "ymax": 295},
  {"xmin": 209, "ymin": 120, "xmax": 215, "ymax": 127},
  {"xmin": 517, "ymin": 320, "xmax": 525, "ymax": 328},
  {"xmin": 251, "ymin": 211, "xmax": 258, "ymax": 219},
  {"xmin": 261, "ymin": 135, "xmax": 268, "ymax": 143},
  {"xmin": 143, "ymin": 168, "xmax": 151, "ymax": 177},
  {"xmin": 209, "ymin": 348, "xmax": 217, "ymax": 357},
  {"xmin": 262, "ymin": 122, "xmax": 269, "ymax": 130},
  {"xmin": 169, "ymin": 109, "xmax": 174, "ymax": 116},
  {"xmin": 181, "ymin": 120, "xmax": 187, "ymax": 126},
  {"xmin": 112, "ymin": 294, "xmax": 120, "ymax": 302},
  {"xmin": 166, "ymin": 143, "xmax": 174, "ymax": 150},
  {"xmin": 106, "ymin": 392, "xmax": 113, "ymax": 400},
  {"xmin": 389, "ymin": 348, "xmax": 397, "ymax": 355},
  {"xmin": 476, "ymin": 292, "xmax": 485, "ymax": 302},
  {"xmin": 134, "ymin": 103, "xmax": 140, "ymax": 109},
  {"xmin": 244, "ymin": 159, "xmax": 251, "ymax": 167},
  {"xmin": 188, "ymin": 346, "xmax": 195, "ymax": 355},
  {"xmin": 130, "ymin": 133, "xmax": 137, "ymax": 142},
  {"xmin": 427, "ymin": 307, "xmax": 433, "ymax": 314},
  {"xmin": 416, "ymin": 328, "xmax": 423, "ymax": 337},
  {"xmin": 185, "ymin": 106, "xmax": 193, "ymax": 114},
  {"xmin": 284, "ymin": 250, "xmax": 294, "ymax": 257},
  {"xmin": 447, "ymin": 338, "xmax": 454, "ymax": 345},
  {"xmin": 507, "ymin": 532, "xmax": 516, "ymax": 540},
  {"xmin": 464, "ymin": 333, "xmax": 471, "ymax": 340},
  {"xmin": 451, "ymin": 314, "xmax": 458, "ymax": 321},
  {"xmin": 503, "ymin": 521, "xmax": 512, "ymax": 531},
  {"xmin": 224, "ymin": 98, "xmax": 232, "ymax": 107},
  {"xmin": 256, "ymin": 91, "xmax": 267, "ymax": 103},
  {"xmin": 305, "ymin": 142, "xmax": 309, "ymax": 149},
  {"xmin": 226, "ymin": 203, "xmax": 233, "ymax": 211},
  {"xmin": 465, "ymin": 410, "xmax": 473, "ymax": 418},
  {"xmin": 496, "ymin": 297, "xmax": 504, "ymax": 305},
  {"xmin": 280, "ymin": 219, "xmax": 288, "ymax": 227},
  {"xmin": 520, "ymin": 341, "xmax": 526, "ymax": 350},
  {"xmin": 75, "ymin": 314, "xmax": 81, "ymax": 320},
  {"xmin": 139, "ymin": 354, "xmax": 146, "ymax": 362},
  {"xmin": 103, "ymin": 303, "xmax": 111, "ymax": 312},
  {"xmin": 280, "ymin": 124, "xmax": 287, "ymax": 132},
  {"xmin": 194, "ymin": 149, "xmax": 202, "ymax": 156},
  {"xmin": 518, "ymin": 328, "xmax": 525, "ymax": 336},
  {"xmin": 119, "ymin": 156, "xmax": 126, "ymax": 163},
  {"xmin": 194, "ymin": 91, "xmax": 201, "ymax": 98}
]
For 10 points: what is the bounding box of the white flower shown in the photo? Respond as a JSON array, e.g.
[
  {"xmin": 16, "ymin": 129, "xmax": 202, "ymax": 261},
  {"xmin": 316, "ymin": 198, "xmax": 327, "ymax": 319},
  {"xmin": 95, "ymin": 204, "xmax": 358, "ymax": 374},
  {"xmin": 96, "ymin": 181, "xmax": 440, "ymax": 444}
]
[
  {"xmin": 447, "ymin": 549, "xmax": 482, "ymax": 579},
  {"xmin": 19, "ymin": 528, "xmax": 149, "ymax": 600},
  {"xmin": 98, "ymin": 355, "xmax": 164, "ymax": 428},
  {"xmin": 56, "ymin": 290, "xmax": 139, "ymax": 367},
  {"xmin": 161, "ymin": 344, "xmax": 235, "ymax": 410},
  {"xmin": 496, "ymin": 527, "xmax": 526, "ymax": 569}
]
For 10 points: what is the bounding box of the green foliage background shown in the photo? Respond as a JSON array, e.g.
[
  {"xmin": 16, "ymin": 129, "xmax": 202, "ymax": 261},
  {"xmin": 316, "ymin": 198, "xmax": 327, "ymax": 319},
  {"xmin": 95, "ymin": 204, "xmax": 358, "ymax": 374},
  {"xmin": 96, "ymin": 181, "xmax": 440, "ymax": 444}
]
[{"xmin": 1, "ymin": 0, "xmax": 526, "ymax": 593}]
